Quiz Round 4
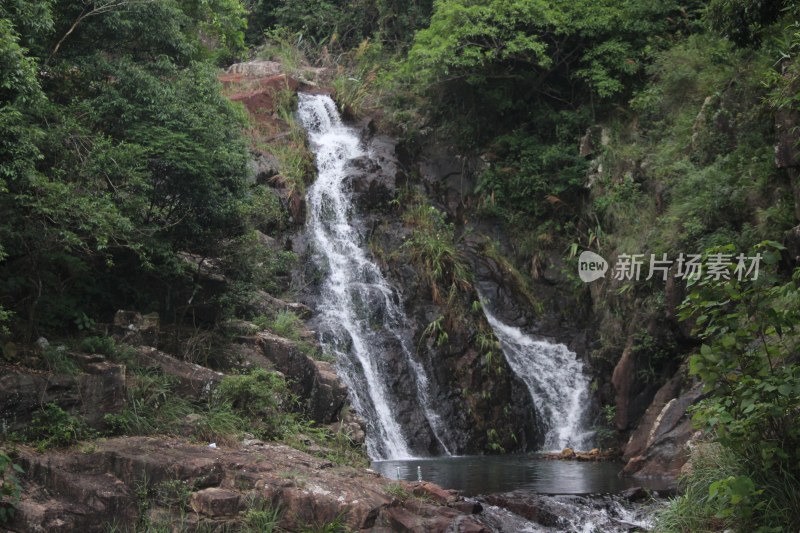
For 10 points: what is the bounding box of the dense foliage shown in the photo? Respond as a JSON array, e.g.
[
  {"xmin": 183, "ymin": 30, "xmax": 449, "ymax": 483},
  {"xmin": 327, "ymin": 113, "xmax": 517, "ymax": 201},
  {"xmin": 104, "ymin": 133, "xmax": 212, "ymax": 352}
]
[
  {"xmin": 3, "ymin": 0, "xmax": 800, "ymax": 526},
  {"xmin": 671, "ymin": 244, "xmax": 800, "ymax": 530},
  {"xmin": 0, "ymin": 0, "xmax": 271, "ymax": 340},
  {"xmin": 259, "ymin": 0, "xmax": 800, "ymax": 524}
]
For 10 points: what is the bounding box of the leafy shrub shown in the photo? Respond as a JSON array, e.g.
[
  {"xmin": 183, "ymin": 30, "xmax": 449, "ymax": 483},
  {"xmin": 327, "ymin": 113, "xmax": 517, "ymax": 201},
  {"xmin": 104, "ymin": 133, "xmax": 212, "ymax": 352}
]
[
  {"xmin": 269, "ymin": 310, "xmax": 304, "ymax": 341},
  {"xmin": 214, "ymin": 369, "xmax": 294, "ymax": 439},
  {"xmin": 28, "ymin": 404, "xmax": 95, "ymax": 450},
  {"xmin": 0, "ymin": 452, "xmax": 23, "ymax": 524},
  {"xmin": 592, "ymin": 405, "xmax": 618, "ymax": 450},
  {"xmin": 655, "ymin": 442, "xmax": 741, "ymax": 532},
  {"xmin": 151, "ymin": 479, "xmax": 192, "ymax": 510},
  {"xmin": 667, "ymin": 242, "xmax": 800, "ymax": 530},
  {"xmin": 41, "ymin": 346, "xmax": 79, "ymax": 375},
  {"xmin": 400, "ymin": 203, "xmax": 471, "ymax": 306},
  {"xmin": 104, "ymin": 370, "xmax": 192, "ymax": 436},
  {"xmin": 242, "ymin": 501, "xmax": 281, "ymax": 533},
  {"xmin": 475, "ymin": 130, "xmax": 588, "ymax": 221},
  {"xmin": 80, "ymin": 335, "xmax": 116, "ymax": 356}
]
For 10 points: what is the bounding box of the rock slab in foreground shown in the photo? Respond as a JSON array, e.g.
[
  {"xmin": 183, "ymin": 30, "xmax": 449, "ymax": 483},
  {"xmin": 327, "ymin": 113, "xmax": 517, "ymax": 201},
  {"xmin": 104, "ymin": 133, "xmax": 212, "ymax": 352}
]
[{"xmin": 5, "ymin": 437, "xmax": 488, "ymax": 532}]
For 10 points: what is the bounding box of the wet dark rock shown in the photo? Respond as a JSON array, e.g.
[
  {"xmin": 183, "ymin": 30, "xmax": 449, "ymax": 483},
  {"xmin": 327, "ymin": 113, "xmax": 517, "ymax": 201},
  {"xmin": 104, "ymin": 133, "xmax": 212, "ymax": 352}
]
[
  {"xmin": 352, "ymin": 176, "xmax": 541, "ymax": 455},
  {"xmin": 611, "ymin": 336, "xmax": 638, "ymax": 430},
  {"xmin": 620, "ymin": 486, "xmax": 650, "ymax": 503},
  {"xmin": 479, "ymin": 491, "xmax": 656, "ymax": 532},
  {"xmin": 417, "ymin": 145, "xmax": 482, "ymax": 216},
  {"xmin": 250, "ymin": 150, "xmax": 280, "ymax": 184},
  {"xmin": 482, "ymin": 492, "xmax": 562, "ymax": 527},
  {"xmin": 344, "ymin": 134, "xmax": 400, "ymax": 210},
  {"xmin": 451, "ymin": 500, "xmax": 483, "ymax": 514}
]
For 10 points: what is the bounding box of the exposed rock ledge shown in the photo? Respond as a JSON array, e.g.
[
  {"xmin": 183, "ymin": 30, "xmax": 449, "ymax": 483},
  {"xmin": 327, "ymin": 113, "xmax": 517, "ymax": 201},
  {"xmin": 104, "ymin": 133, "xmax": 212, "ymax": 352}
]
[{"xmin": 5, "ymin": 436, "xmax": 488, "ymax": 532}]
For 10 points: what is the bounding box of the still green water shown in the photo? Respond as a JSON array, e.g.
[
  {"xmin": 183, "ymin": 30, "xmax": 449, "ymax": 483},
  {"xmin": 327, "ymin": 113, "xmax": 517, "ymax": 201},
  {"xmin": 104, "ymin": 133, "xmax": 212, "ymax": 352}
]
[{"xmin": 371, "ymin": 455, "xmax": 673, "ymax": 497}]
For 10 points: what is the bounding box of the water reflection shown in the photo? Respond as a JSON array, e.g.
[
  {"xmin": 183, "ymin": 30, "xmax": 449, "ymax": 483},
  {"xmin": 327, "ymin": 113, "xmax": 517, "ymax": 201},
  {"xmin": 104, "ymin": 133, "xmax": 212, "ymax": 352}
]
[{"xmin": 372, "ymin": 455, "xmax": 673, "ymax": 496}]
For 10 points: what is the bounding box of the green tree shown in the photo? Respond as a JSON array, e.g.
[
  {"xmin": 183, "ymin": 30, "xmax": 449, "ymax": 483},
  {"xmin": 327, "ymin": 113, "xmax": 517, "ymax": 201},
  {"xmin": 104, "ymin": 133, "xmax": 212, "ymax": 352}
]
[
  {"xmin": 0, "ymin": 0, "xmax": 252, "ymax": 338},
  {"xmin": 705, "ymin": 0, "xmax": 788, "ymax": 46},
  {"xmin": 675, "ymin": 242, "xmax": 800, "ymax": 530}
]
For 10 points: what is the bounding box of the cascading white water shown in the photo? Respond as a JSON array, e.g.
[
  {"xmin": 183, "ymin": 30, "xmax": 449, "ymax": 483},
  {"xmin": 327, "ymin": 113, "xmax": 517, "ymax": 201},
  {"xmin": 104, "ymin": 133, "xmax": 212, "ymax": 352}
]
[
  {"xmin": 298, "ymin": 93, "xmax": 451, "ymax": 460},
  {"xmin": 482, "ymin": 306, "xmax": 594, "ymax": 451}
]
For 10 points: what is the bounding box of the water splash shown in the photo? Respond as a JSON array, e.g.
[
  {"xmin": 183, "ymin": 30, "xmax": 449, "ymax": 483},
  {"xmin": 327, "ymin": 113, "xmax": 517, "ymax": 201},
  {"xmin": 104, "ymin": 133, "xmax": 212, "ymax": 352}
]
[
  {"xmin": 481, "ymin": 305, "xmax": 594, "ymax": 451},
  {"xmin": 298, "ymin": 93, "xmax": 451, "ymax": 459}
]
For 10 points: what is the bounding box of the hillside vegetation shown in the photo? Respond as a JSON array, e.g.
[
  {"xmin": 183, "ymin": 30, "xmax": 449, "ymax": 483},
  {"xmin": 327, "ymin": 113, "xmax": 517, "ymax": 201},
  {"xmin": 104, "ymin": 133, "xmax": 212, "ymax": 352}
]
[{"xmin": 3, "ymin": 0, "xmax": 800, "ymax": 530}]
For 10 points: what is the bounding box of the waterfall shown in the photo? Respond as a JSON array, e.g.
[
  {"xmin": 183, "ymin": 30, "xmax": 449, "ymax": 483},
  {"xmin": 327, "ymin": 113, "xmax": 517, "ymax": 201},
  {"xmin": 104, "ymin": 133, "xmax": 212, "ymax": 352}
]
[
  {"xmin": 482, "ymin": 305, "xmax": 594, "ymax": 451},
  {"xmin": 298, "ymin": 93, "xmax": 452, "ymax": 460}
]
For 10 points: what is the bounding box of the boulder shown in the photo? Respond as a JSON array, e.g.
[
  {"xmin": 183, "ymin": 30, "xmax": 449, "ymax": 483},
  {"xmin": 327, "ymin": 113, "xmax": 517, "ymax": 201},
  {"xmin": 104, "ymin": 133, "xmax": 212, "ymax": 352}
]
[
  {"xmin": 482, "ymin": 492, "xmax": 562, "ymax": 527},
  {"xmin": 191, "ymin": 488, "xmax": 241, "ymax": 517},
  {"xmin": 8, "ymin": 483, "xmax": 134, "ymax": 533},
  {"xmin": 226, "ymin": 60, "xmax": 283, "ymax": 78},
  {"xmin": 622, "ymin": 381, "xmax": 704, "ymax": 480},
  {"xmin": 8, "ymin": 449, "xmax": 138, "ymax": 532},
  {"xmin": 176, "ymin": 253, "xmax": 226, "ymax": 284},
  {"xmin": 623, "ymin": 371, "xmax": 683, "ymax": 461},
  {"xmin": 308, "ymin": 360, "xmax": 349, "ymax": 424},
  {"xmin": 250, "ymin": 151, "xmax": 280, "ymax": 184},
  {"xmin": 0, "ymin": 363, "xmax": 126, "ymax": 432},
  {"xmin": 133, "ymin": 346, "xmax": 223, "ymax": 400},
  {"xmin": 247, "ymin": 290, "xmax": 313, "ymax": 319},
  {"xmin": 620, "ymin": 486, "xmax": 650, "ymax": 503},
  {"xmin": 254, "ymin": 229, "xmax": 280, "ymax": 250},
  {"xmin": 255, "ymin": 332, "xmax": 317, "ymax": 396},
  {"xmin": 344, "ymin": 134, "xmax": 400, "ymax": 210},
  {"xmin": 229, "ymin": 333, "xmax": 347, "ymax": 425},
  {"xmin": 412, "ymin": 481, "xmax": 459, "ymax": 505},
  {"xmin": 327, "ymin": 407, "xmax": 367, "ymax": 446}
]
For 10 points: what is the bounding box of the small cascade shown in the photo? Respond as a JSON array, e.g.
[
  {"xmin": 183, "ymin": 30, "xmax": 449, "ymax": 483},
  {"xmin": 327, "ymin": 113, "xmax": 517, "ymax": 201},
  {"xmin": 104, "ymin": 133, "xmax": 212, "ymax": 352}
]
[
  {"xmin": 482, "ymin": 305, "xmax": 594, "ymax": 451},
  {"xmin": 298, "ymin": 93, "xmax": 452, "ymax": 460}
]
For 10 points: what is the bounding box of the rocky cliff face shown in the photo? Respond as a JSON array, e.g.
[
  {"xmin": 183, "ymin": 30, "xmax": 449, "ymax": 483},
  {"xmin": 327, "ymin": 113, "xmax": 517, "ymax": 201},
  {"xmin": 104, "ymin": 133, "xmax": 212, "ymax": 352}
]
[
  {"xmin": 221, "ymin": 57, "xmax": 701, "ymax": 473},
  {"xmin": 329, "ymin": 124, "xmax": 541, "ymax": 455},
  {"xmin": 351, "ymin": 121, "xmax": 699, "ymax": 476}
]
